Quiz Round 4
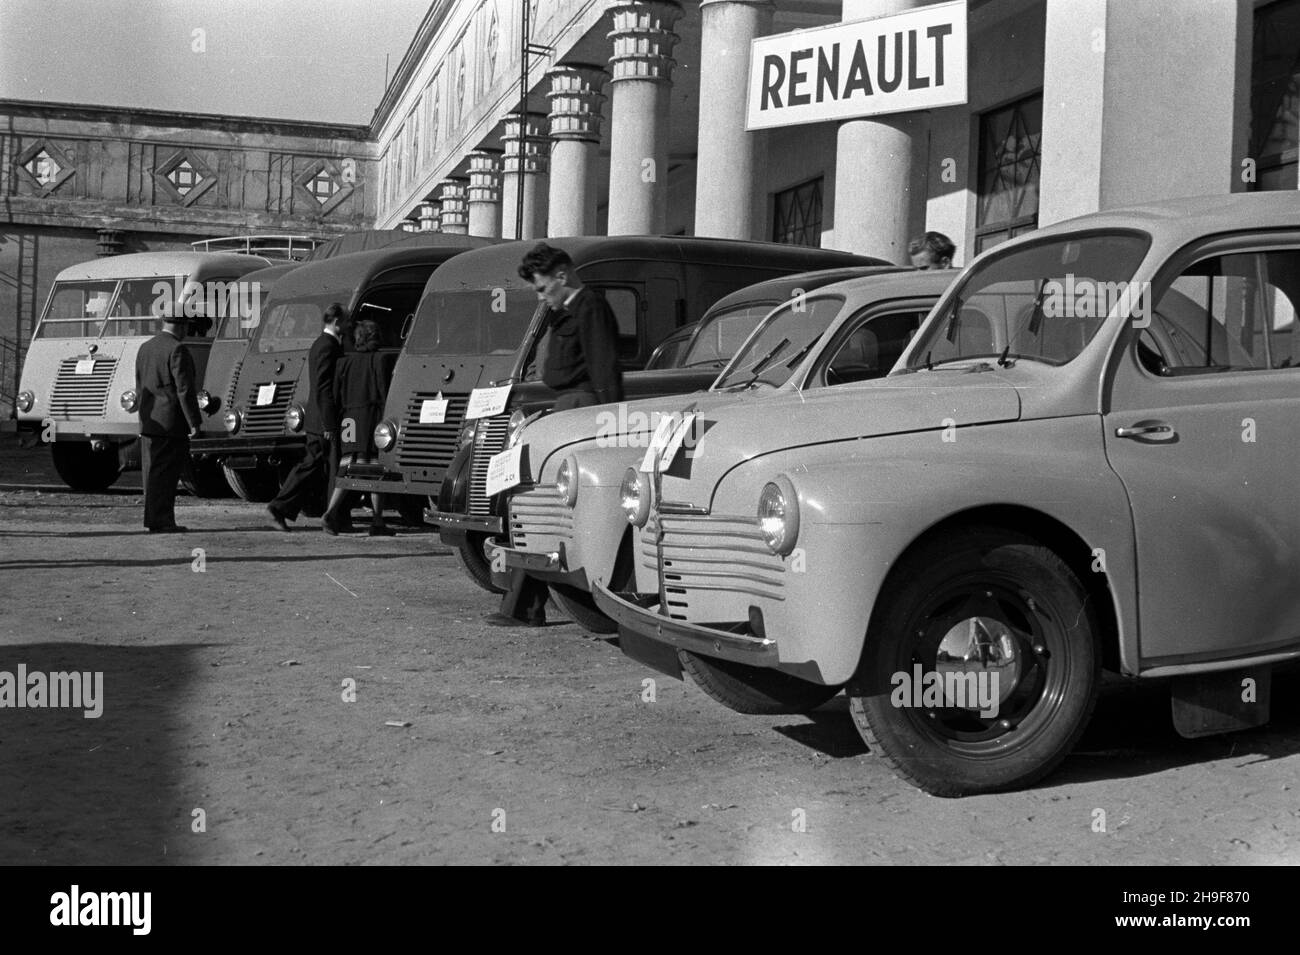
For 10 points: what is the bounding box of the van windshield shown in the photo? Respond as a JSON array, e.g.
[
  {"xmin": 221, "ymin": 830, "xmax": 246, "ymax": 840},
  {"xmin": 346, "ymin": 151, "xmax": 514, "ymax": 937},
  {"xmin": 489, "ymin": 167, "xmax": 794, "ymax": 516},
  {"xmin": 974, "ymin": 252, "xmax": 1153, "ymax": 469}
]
[
  {"xmin": 682, "ymin": 303, "xmax": 777, "ymax": 368},
  {"xmin": 35, "ymin": 281, "xmax": 118, "ymax": 338},
  {"xmin": 254, "ymin": 295, "xmax": 333, "ymax": 354},
  {"xmin": 905, "ymin": 231, "xmax": 1152, "ymax": 369},
  {"xmin": 713, "ymin": 296, "xmax": 846, "ymax": 390},
  {"xmin": 102, "ymin": 277, "xmax": 184, "ymax": 337},
  {"xmin": 405, "ymin": 288, "xmax": 541, "ymax": 355}
]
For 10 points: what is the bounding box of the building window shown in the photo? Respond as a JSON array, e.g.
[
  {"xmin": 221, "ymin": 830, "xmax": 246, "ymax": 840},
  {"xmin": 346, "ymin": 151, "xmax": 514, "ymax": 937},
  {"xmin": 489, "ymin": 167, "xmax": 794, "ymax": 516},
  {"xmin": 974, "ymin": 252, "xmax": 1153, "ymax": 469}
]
[
  {"xmin": 974, "ymin": 94, "xmax": 1042, "ymax": 254},
  {"xmin": 772, "ymin": 177, "xmax": 823, "ymax": 247},
  {"xmin": 24, "ymin": 149, "xmax": 62, "ymax": 186},
  {"xmin": 1251, "ymin": 0, "xmax": 1300, "ymax": 191},
  {"xmin": 168, "ymin": 159, "xmax": 200, "ymax": 197},
  {"xmin": 308, "ymin": 168, "xmax": 340, "ymax": 204}
]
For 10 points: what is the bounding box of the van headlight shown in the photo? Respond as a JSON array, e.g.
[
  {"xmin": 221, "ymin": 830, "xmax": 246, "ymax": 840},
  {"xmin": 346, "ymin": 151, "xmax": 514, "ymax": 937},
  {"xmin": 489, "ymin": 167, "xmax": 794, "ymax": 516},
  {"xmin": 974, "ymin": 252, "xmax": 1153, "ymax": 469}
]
[
  {"xmin": 375, "ymin": 420, "xmax": 397, "ymax": 451},
  {"xmin": 556, "ymin": 456, "xmax": 578, "ymax": 507},
  {"xmin": 620, "ymin": 468, "xmax": 650, "ymax": 527},
  {"xmin": 758, "ymin": 477, "xmax": 799, "ymax": 555},
  {"xmin": 197, "ymin": 389, "xmax": 218, "ymax": 412},
  {"xmin": 119, "ymin": 389, "xmax": 138, "ymax": 412},
  {"xmin": 458, "ymin": 419, "xmax": 477, "ymax": 449},
  {"xmin": 223, "ymin": 409, "xmax": 243, "ymax": 433},
  {"xmin": 16, "ymin": 390, "xmax": 34, "ymax": 413},
  {"xmin": 506, "ymin": 409, "xmax": 529, "ymax": 449},
  {"xmin": 285, "ymin": 403, "xmax": 305, "ymax": 432}
]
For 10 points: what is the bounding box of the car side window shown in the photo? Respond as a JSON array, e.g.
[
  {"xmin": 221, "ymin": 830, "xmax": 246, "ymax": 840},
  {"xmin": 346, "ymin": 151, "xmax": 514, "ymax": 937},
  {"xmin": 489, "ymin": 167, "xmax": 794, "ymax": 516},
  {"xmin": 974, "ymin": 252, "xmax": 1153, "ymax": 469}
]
[
  {"xmin": 824, "ymin": 310, "xmax": 927, "ymax": 385},
  {"xmin": 1141, "ymin": 250, "xmax": 1300, "ymax": 376}
]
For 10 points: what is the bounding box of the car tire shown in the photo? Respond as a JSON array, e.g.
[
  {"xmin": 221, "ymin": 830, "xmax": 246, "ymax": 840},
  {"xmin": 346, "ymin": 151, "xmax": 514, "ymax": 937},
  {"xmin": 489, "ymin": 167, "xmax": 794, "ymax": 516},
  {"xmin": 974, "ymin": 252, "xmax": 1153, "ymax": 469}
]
[
  {"xmin": 455, "ymin": 531, "xmax": 505, "ymax": 595},
  {"xmin": 51, "ymin": 442, "xmax": 121, "ymax": 492},
  {"xmin": 847, "ymin": 525, "xmax": 1100, "ymax": 797},
  {"xmin": 222, "ymin": 464, "xmax": 280, "ymax": 502},
  {"xmin": 549, "ymin": 583, "xmax": 618, "ymax": 635},
  {"xmin": 679, "ymin": 651, "xmax": 840, "ymax": 715}
]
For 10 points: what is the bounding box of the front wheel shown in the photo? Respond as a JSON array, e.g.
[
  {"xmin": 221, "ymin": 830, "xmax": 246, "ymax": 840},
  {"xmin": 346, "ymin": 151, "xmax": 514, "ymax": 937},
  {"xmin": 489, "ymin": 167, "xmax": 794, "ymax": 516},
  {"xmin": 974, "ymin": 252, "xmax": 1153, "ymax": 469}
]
[
  {"xmin": 549, "ymin": 583, "xmax": 618, "ymax": 635},
  {"xmin": 848, "ymin": 526, "xmax": 1100, "ymax": 797},
  {"xmin": 51, "ymin": 442, "xmax": 121, "ymax": 492},
  {"xmin": 679, "ymin": 651, "xmax": 840, "ymax": 715},
  {"xmin": 222, "ymin": 464, "xmax": 280, "ymax": 502},
  {"xmin": 455, "ymin": 532, "xmax": 505, "ymax": 595}
]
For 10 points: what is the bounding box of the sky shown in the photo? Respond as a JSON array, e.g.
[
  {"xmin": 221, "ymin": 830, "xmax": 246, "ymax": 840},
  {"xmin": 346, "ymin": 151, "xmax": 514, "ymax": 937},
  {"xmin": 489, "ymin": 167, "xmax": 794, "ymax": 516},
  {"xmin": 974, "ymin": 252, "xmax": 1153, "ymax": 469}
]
[{"xmin": 0, "ymin": 0, "xmax": 432, "ymax": 126}]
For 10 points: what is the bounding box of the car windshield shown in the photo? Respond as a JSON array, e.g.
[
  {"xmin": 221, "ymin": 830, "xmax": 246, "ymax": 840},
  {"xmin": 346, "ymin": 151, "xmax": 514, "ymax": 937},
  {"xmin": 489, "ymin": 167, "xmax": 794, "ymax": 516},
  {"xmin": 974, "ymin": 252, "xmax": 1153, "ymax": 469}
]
[
  {"xmin": 34, "ymin": 281, "xmax": 118, "ymax": 338},
  {"xmin": 404, "ymin": 288, "xmax": 541, "ymax": 355},
  {"xmin": 906, "ymin": 232, "xmax": 1152, "ymax": 369},
  {"xmin": 680, "ymin": 304, "xmax": 776, "ymax": 368},
  {"xmin": 712, "ymin": 295, "xmax": 845, "ymax": 390}
]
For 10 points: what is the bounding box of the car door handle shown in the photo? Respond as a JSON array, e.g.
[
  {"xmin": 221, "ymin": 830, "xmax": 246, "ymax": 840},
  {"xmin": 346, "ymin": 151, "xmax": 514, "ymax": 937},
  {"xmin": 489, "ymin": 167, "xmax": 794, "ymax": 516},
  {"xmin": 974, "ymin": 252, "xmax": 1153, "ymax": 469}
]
[{"xmin": 1115, "ymin": 423, "xmax": 1173, "ymax": 438}]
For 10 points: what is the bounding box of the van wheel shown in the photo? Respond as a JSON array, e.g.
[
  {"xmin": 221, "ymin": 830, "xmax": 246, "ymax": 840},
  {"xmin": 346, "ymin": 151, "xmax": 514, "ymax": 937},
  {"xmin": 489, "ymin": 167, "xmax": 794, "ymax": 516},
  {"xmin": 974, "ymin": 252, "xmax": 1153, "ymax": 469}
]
[
  {"xmin": 51, "ymin": 442, "xmax": 121, "ymax": 492},
  {"xmin": 181, "ymin": 458, "xmax": 234, "ymax": 498},
  {"xmin": 456, "ymin": 532, "xmax": 505, "ymax": 594},
  {"xmin": 222, "ymin": 464, "xmax": 279, "ymax": 502},
  {"xmin": 678, "ymin": 651, "xmax": 840, "ymax": 715},
  {"xmin": 550, "ymin": 583, "xmax": 618, "ymax": 635},
  {"xmin": 847, "ymin": 526, "xmax": 1100, "ymax": 797}
]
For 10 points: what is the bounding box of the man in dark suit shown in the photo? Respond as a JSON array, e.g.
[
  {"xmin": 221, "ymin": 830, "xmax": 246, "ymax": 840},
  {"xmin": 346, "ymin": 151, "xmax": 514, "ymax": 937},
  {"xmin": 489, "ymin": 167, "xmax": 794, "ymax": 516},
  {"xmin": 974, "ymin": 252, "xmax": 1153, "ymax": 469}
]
[
  {"xmin": 136, "ymin": 314, "xmax": 203, "ymax": 532},
  {"xmin": 486, "ymin": 243, "xmax": 625, "ymax": 627},
  {"xmin": 267, "ymin": 303, "xmax": 346, "ymax": 533}
]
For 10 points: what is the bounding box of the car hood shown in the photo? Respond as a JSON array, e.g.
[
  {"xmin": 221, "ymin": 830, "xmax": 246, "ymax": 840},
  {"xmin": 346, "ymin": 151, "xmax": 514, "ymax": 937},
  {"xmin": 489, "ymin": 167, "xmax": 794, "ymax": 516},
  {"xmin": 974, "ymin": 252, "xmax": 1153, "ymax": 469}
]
[{"xmin": 660, "ymin": 370, "xmax": 1023, "ymax": 501}]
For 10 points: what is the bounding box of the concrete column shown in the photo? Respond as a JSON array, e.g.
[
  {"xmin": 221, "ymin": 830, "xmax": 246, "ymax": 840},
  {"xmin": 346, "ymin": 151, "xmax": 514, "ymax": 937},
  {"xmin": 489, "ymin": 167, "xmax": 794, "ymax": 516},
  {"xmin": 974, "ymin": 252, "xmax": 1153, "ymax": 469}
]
[
  {"xmin": 1038, "ymin": 0, "xmax": 1247, "ymax": 225},
  {"xmin": 466, "ymin": 149, "xmax": 503, "ymax": 239},
  {"xmin": 547, "ymin": 63, "xmax": 611, "ymax": 237},
  {"xmin": 695, "ymin": 0, "xmax": 773, "ymax": 240},
  {"xmin": 832, "ymin": 0, "xmax": 931, "ymax": 261},
  {"xmin": 437, "ymin": 179, "xmax": 470, "ymax": 234},
  {"xmin": 501, "ymin": 113, "xmax": 550, "ymax": 240},
  {"xmin": 417, "ymin": 202, "xmax": 440, "ymax": 232},
  {"xmin": 606, "ymin": 1, "xmax": 683, "ymax": 235}
]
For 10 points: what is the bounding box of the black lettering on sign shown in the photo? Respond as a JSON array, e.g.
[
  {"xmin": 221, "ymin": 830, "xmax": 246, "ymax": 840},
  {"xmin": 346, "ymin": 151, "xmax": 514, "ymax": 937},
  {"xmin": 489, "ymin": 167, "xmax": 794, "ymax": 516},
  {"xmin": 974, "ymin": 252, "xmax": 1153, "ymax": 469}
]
[
  {"xmin": 844, "ymin": 39, "xmax": 873, "ymax": 97},
  {"xmin": 908, "ymin": 29, "xmax": 929, "ymax": 89},
  {"xmin": 928, "ymin": 23, "xmax": 951, "ymax": 86},
  {"xmin": 877, "ymin": 31, "xmax": 903, "ymax": 94},
  {"xmin": 817, "ymin": 45, "xmax": 839, "ymax": 102},
  {"xmin": 788, "ymin": 48, "xmax": 813, "ymax": 106},
  {"xmin": 762, "ymin": 54, "xmax": 785, "ymax": 109}
]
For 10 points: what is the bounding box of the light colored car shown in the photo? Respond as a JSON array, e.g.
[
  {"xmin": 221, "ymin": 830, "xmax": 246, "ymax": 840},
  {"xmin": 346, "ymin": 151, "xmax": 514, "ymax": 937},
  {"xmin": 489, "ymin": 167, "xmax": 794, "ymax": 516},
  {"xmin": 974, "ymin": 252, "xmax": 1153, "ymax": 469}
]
[
  {"xmin": 591, "ymin": 192, "xmax": 1300, "ymax": 796},
  {"xmin": 497, "ymin": 269, "xmax": 951, "ymax": 631}
]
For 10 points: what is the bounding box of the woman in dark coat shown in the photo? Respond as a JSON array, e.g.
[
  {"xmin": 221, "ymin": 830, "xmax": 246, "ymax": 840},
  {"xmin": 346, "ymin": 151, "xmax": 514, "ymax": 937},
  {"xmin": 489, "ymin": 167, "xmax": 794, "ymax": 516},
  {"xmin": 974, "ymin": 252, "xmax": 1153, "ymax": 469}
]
[{"xmin": 324, "ymin": 319, "xmax": 397, "ymax": 536}]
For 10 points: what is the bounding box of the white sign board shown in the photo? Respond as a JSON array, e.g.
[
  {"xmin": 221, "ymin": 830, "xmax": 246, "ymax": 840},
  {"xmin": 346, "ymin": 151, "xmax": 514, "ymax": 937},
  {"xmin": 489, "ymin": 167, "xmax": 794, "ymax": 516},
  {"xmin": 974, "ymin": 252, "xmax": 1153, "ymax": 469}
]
[
  {"xmin": 485, "ymin": 443, "xmax": 524, "ymax": 497},
  {"xmin": 465, "ymin": 384, "xmax": 511, "ymax": 420},
  {"xmin": 256, "ymin": 384, "xmax": 276, "ymax": 406},
  {"xmin": 746, "ymin": 0, "xmax": 967, "ymax": 130},
  {"xmin": 418, "ymin": 394, "xmax": 448, "ymax": 424},
  {"xmin": 74, "ymin": 359, "xmax": 96, "ymax": 376}
]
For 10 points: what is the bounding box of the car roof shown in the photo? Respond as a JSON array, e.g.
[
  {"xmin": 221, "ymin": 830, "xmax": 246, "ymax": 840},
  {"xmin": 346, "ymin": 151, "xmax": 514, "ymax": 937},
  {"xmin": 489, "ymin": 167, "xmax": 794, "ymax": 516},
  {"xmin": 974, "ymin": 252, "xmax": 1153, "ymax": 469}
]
[
  {"xmin": 427, "ymin": 235, "xmax": 884, "ymax": 290},
  {"xmin": 702, "ymin": 265, "xmax": 915, "ymax": 317},
  {"xmin": 1014, "ymin": 191, "xmax": 1300, "ymax": 248},
  {"xmin": 270, "ymin": 240, "xmax": 490, "ymax": 300},
  {"xmin": 818, "ymin": 268, "xmax": 957, "ymax": 303},
  {"xmin": 53, "ymin": 251, "xmax": 271, "ymax": 281}
]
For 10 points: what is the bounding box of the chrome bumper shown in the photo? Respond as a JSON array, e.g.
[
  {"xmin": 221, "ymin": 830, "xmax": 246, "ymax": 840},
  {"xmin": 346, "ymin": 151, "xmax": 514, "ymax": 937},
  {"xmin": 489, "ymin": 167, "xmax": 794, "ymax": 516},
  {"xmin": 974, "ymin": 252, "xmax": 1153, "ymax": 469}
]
[{"xmin": 590, "ymin": 581, "xmax": 779, "ymax": 667}]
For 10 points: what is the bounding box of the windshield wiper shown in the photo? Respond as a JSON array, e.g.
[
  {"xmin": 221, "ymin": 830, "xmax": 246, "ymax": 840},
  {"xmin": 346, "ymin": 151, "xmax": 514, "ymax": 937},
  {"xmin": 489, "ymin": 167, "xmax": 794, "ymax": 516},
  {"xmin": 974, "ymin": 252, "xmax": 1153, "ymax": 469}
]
[
  {"xmin": 783, "ymin": 338, "xmax": 817, "ymax": 369},
  {"xmin": 997, "ymin": 345, "xmax": 1013, "ymax": 367},
  {"xmin": 731, "ymin": 337, "xmax": 790, "ymax": 389}
]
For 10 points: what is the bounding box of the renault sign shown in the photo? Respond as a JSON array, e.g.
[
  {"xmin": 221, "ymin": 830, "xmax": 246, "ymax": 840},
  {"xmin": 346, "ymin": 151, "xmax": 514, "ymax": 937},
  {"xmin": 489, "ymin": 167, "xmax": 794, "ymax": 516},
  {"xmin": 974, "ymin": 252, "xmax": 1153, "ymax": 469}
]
[{"xmin": 746, "ymin": 0, "xmax": 968, "ymax": 130}]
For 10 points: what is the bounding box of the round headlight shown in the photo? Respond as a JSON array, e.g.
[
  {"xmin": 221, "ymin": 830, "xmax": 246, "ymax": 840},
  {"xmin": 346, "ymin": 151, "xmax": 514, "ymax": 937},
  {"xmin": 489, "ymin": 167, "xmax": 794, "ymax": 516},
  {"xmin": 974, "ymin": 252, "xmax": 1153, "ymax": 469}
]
[
  {"xmin": 458, "ymin": 420, "xmax": 477, "ymax": 449},
  {"xmin": 223, "ymin": 409, "xmax": 242, "ymax": 434},
  {"xmin": 16, "ymin": 390, "xmax": 34, "ymax": 413},
  {"xmin": 506, "ymin": 409, "xmax": 529, "ymax": 449},
  {"xmin": 758, "ymin": 478, "xmax": 800, "ymax": 556},
  {"xmin": 196, "ymin": 389, "xmax": 213, "ymax": 412},
  {"xmin": 620, "ymin": 467, "xmax": 650, "ymax": 527},
  {"xmin": 374, "ymin": 420, "xmax": 396, "ymax": 451},
  {"xmin": 556, "ymin": 456, "xmax": 578, "ymax": 507},
  {"xmin": 119, "ymin": 389, "xmax": 138, "ymax": 412},
  {"xmin": 285, "ymin": 403, "xmax": 305, "ymax": 432}
]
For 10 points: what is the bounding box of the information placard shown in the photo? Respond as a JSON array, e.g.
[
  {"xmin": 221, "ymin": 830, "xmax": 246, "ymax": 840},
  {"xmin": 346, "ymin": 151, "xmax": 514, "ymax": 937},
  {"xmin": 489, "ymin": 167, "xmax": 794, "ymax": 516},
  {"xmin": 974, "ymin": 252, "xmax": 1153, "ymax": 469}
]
[
  {"xmin": 485, "ymin": 443, "xmax": 524, "ymax": 497},
  {"xmin": 466, "ymin": 385, "xmax": 511, "ymax": 420}
]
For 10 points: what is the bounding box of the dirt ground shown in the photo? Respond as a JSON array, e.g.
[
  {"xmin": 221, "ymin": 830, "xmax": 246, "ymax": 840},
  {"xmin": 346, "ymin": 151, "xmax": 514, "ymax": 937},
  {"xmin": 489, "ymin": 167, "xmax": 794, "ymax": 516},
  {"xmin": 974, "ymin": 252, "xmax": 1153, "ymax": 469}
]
[{"xmin": 1, "ymin": 433, "xmax": 1297, "ymax": 866}]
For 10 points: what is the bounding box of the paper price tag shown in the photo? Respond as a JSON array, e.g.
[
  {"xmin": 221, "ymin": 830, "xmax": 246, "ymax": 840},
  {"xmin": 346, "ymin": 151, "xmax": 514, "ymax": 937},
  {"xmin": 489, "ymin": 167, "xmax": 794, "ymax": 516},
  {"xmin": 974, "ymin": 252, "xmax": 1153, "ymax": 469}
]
[
  {"xmin": 419, "ymin": 394, "xmax": 448, "ymax": 424},
  {"xmin": 256, "ymin": 384, "xmax": 276, "ymax": 406},
  {"xmin": 485, "ymin": 443, "xmax": 524, "ymax": 497},
  {"xmin": 74, "ymin": 359, "xmax": 96, "ymax": 376},
  {"xmin": 465, "ymin": 384, "xmax": 511, "ymax": 420}
]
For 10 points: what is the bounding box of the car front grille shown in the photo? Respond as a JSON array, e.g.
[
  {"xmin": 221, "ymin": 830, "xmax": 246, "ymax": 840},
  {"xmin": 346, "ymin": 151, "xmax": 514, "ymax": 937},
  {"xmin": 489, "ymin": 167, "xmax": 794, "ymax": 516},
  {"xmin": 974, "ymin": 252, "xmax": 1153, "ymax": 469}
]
[
  {"xmin": 507, "ymin": 486, "xmax": 573, "ymax": 552},
  {"xmin": 242, "ymin": 381, "xmax": 293, "ymax": 436},
  {"xmin": 394, "ymin": 392, "xmax": 468, "ymax": 475},
  {"xmin": 467, "ymin": 413, "xmax": 510, "ymax": 516},
  {"xmin": 641, "ymin": 512, "xmax": 787, "ymax": 619},
  {"xmin": 49, "ymin": 357, "xmax": 116, "ymax": 418}
]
